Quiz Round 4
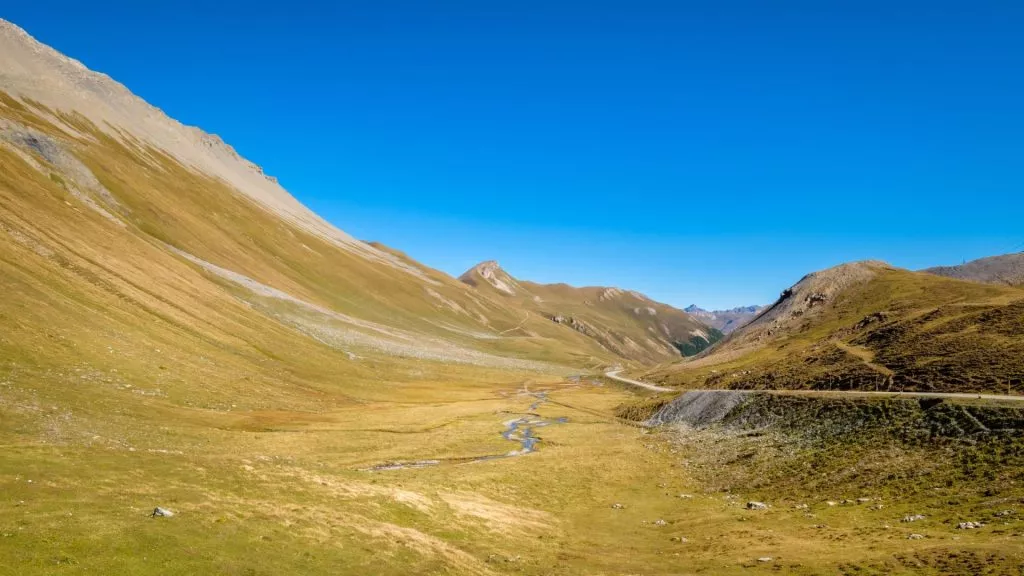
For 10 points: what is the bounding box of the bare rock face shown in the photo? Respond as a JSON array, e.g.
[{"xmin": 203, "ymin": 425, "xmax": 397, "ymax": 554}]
[{"xmin": 646, "ymin": 390, "xmax": 751, "ymax": 428}]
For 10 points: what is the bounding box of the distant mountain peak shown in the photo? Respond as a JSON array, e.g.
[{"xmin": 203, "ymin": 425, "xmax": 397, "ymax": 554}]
[
  {"xmin": 459, "ymin": 260, "xmax": 518, "ymax": 295},
  {"xmin": 924, "ymin": 251, "xmax": 1024, "ymax": 286},
  {"xmin": 683, "ymin": 303, "xmax": 765, "ymax": 334}
]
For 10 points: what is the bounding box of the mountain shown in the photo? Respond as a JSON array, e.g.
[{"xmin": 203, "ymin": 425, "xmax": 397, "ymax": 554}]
[
  {"xmin": 643, "ymin": 260, "xmax": 1024, "ymax": 394},
  {"xmin": 683, "ymin": 304, "xmax": 764, "ymax": 334},
  {"xmin": 459, "ymin": 261, "xmax": 722, "ymax": 362},
  {"xmin": 923, "ymin": 251, "xmax": 1024, "ymax": 286},
  {"xmin": 0, "ymin": 17, "xmax": 715, "ymax": 387}
]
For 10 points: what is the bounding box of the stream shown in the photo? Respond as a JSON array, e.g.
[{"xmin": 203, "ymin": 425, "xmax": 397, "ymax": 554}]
[{"xmin": 364, "ymin": 388, "xmax": 568, "ymax": 471}]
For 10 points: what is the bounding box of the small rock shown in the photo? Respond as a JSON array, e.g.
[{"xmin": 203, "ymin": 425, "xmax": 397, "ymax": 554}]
[
  {"xmin": 908, "ymin": 533, "xmax": 925, "ymax": 540},
  {"xmin": 856, "ymin": 497, "xmax": 873, "ymax": 503},
  {"xmin": 653, "ymin": 519, "xmax": 667, "ymax": 526},
  {"xmin": 902, "ymin": 514, "xmax": 926, "ymax": 523},
  {"xmin": 670, "ymin": 536, "xmax": 689, "ymax": 543},
  {"xmin": 746, "ymin": 501, "xmax": 768, "ymax": 510},
  {"xmin": 611, "ymin": 503, "xmax": 625, "ymax": 509},
  {"xmin": 757, "ymin": 557, "xmax": 773, "ymax": 563},
  {"xmin": 956, "ymin": 521, "xmax": 984, "ymax": 530},
  {"xmin": 677, "ymin": 494, "xmax": 693, "ymax": 499},
  {"xmin": 870, "ymin": 504, "xmax": 884, "ymax": 511},
  {"xmin": 826, "ymin": 501, "xmax": 838, "ymax": 506},
  {"xmin": 794, "ymin": 503, "xmax": 809, "ymax": 510},
  {"xmin": 151, "ymin": 507, "xmax": 175, "ymax": 518},
  {"xmin": 813, "ymin": 524, "xmax": 826, "ymax": 529},
  {"xmin": 995, "ymin": 510, "xmax": 1015, "ymax": 517}
]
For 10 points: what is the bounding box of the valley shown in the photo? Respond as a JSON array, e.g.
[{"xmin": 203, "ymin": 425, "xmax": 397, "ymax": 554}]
[{"xmin": 1, "ymin": 15, "xmax": 1023, "ymax": 575}]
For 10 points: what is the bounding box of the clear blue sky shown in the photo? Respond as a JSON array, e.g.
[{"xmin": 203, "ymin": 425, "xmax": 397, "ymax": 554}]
[{"xmin": 7, "ymin": 1, "xmax": 1023, "ymax": 309}]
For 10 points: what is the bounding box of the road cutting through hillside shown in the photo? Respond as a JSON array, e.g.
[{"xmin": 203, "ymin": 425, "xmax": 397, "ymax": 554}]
[
  {"xmin": 604, "ymin": 370, "xmax": 674, "ymax": 392},
  {"xmin": 604, "ymin": 370, "xmax": 1024, "ymax": 402}
]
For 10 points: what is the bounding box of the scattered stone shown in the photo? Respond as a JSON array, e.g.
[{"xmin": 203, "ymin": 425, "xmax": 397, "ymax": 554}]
[
  {"xmin": 746, "ymin": 501, "xmax": 768, "ymax": 510},
  {"xmin": 654, "ymin": 519, "xmax": 667, "ymax": 526},
  {"xmin": 757, "ymin": 557, "xmax": 773, "ymax": 563},
  {"xmin": 150, "ymin": 507, "xmax": 174, "ymax": 518},
  {"xmin": 826, "ymin": 501, "xmax": 838, "ymax": 506},
  {"xmin": 611, "ymin": 503, "xmax": 625, "ymax": 509},
  {"xmin": 995, "ymin": 510, "xmax": 1015, "ymax": 517},
  {"xmin": 677, "ymin": 494, "xmax": 693, "ymax": 499},
  {"xmin": 902, "ymin": 514, "xmax": 926, "ymax": 523},
  {"xmin": 813, "ymin": 524, "xmax": 826, "ymax": 529},
  {"xmin": 957, "ymin": 521, "xmax": 984, "ymax": 530},
  {"xmin": 670, "ymin": 536, "xmax": 689, "ymax": 543},
  {"xmin": 794, "ymin": 503, "xmax": 809, "ymax": 510},
  {"xmin": 908, "ymin": 533, "xmax": 925, "ymax": 540},
  {"xmin": 856, "ymin": 497, "xmax": 873, "ymax": 503},
  {"xmin": 870, "ymin": 504, "xmax": 885, "ymax": 511}
]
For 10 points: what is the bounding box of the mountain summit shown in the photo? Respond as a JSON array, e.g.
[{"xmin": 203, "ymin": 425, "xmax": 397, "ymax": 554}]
[
  {"xmin": 645, "ymin": 260, "xmax": 1024, "ymax": 394},
  {"xmin": 683, "ymin": 304, "xmax": 764, "ymax": 334},
  {"xmin": 459, "ymin": 261, "xmax": 723, "ymax": 361},
  {"xmin": 458, "ymin": 260, "xmax": 520, "ymax": 295},
  {"xmin": 923, "ymin": 251, "xmax": 1024, "ymax": 286}
]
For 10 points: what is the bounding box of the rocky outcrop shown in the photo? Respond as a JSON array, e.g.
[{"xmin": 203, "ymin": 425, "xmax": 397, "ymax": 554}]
[{"xmin": 646, "ymin": 390, "xmax": 751, "ymax": 427}]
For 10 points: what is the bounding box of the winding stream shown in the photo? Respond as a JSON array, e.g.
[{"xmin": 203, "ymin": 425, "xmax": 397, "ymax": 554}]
[{"xmin": 364, "ymin": 388, "xmax": 568, "ymax": 471}]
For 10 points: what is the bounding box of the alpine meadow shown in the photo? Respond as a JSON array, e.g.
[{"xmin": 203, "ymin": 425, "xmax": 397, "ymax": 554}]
[{"xmin": 2, "ymin": 8, "xmax": 1024, "ymax": 576}]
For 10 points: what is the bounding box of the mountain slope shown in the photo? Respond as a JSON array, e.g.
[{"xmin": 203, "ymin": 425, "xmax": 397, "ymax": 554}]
[
  {"xmin": 642, "ymin": 261, "xmax": 1024, "ymax": 394},
  {"xmin": 0, "ymin": 17, "xmax": 715, "ymax": 382},
  {"xmin": 683, "ymin": 304, "xmax": 764, "ymax": 334},
  {"xmin": 924, "ymin": 251, "xmax": 1024, "ymax": 286},
  {"xmin": 459, "ymin": 261, "xmax": 722, "ymax": 363}
]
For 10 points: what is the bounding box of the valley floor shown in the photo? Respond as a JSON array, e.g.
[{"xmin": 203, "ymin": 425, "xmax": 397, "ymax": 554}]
[{"xmin": 3, "ymin": 371, "xmax": 1022, "ymax": 575}]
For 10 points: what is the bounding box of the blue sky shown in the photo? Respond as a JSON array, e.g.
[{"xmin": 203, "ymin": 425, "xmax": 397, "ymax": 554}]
[{"xmin": 6, "ymin": 1, "xmax": 1023, "ymax": 309}]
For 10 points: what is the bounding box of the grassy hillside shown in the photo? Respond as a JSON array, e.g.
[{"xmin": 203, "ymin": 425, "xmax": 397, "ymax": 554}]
[
  {"xmin": 625, "ymin": 392, "xmax": 1024, "ymax": 574},
  {"xmin": 1, "ymin": 92, "xmax": 700, "ymax": 372},
  {"xmin": 642, "ymin": 262, "xmax": 1024, "ymax": 394},
  {"xmin": 460, "ymin": 261, "xmax": 721, "ymax": 364},
  {"xmin": 3, "ymin": 20, "xmax": 1024, "ymax": 574}
]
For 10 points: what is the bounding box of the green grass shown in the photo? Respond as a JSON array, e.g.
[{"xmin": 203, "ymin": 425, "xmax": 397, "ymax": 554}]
[
  {"xmin": 645, "ymin": 266, "xmax": 1024, "ymax": 394},
  {"xmin": 3, "ymin": 91, "xmax": 1024, "ymax": 574}
]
